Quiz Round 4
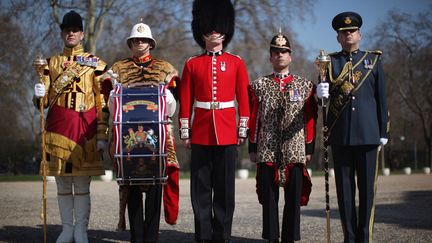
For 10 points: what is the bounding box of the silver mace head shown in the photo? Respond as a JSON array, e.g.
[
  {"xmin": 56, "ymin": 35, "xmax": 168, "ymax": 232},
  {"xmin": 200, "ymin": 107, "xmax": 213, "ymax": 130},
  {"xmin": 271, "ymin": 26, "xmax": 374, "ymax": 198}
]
[{"xmin": 33, "ymin": 55, "xmax": 48, "ymax": 76}]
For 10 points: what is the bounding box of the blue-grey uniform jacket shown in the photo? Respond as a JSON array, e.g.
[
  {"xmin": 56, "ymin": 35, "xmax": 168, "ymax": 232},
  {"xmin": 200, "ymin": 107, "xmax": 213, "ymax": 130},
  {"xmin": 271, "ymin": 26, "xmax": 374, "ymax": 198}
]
[{"xmin": 326, "ymin": 49, "xmax": 389, "ymax": 146}]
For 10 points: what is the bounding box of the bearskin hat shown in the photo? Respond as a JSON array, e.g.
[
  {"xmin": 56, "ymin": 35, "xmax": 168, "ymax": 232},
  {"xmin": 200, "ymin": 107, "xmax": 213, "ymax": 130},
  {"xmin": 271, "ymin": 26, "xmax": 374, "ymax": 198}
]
[{"xmin": 191, "ymin": 0, "xmax": 235, "ymax": 49}]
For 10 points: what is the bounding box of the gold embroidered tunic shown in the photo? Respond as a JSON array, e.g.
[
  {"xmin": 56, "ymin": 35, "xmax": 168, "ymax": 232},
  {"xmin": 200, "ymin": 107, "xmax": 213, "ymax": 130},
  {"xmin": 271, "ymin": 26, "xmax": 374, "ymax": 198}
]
[{"xmin": 35, "ymin": 45, "xmax": 107, "ymax": 176}]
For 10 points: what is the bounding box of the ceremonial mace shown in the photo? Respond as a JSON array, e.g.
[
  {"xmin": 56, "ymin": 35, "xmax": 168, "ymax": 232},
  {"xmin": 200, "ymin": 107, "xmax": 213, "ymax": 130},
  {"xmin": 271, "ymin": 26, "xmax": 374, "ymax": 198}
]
[
  {"xmin": 33, "ymin": 55, "xmax": 48, "ymax": 243},
  {"xmin": 315, "ymin": 49, "xmax": 331, "ymax": 243},
  {"xmin": 380, "ymin": 142, "xmax": 385, "ymax": 175}
]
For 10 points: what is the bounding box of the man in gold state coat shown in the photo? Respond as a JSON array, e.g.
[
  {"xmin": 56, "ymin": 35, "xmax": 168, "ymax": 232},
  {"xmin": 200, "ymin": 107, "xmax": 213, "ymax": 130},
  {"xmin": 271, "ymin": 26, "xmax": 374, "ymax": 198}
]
[{"xmin": 33, "ymin": 10, "xmax": 108, "ymax": 243}]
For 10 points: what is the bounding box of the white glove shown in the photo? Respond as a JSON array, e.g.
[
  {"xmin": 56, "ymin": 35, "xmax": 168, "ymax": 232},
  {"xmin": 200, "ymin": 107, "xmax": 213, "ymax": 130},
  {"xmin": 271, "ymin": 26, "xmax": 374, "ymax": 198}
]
[
  {"xmin": 380, "ymin": 138, "xmax": 388, "ymax": 146},
  {"xmin": 97, "ymin": 140, "xmax": 107, "ymax": 151},
  {"xmin": 166, "ymin": 89, "xmax": 176, "ymax": 117},
  {"xmin": 107, "ymin": 69, "xmax": 119, "ymax": 86},
  {"xmin": 316, "ymin": 82, "xmax": 329, "ymax": 99},
  {"xmin": 34, "ymin": 83, "xmax": 46, "ymax": 98}
]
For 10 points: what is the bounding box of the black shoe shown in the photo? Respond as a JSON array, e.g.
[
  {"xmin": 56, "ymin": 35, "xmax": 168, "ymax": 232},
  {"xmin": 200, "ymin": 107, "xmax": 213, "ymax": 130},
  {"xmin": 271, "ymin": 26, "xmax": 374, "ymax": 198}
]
[
  {"xmin": 212, "ymin": 240, "xmax": 231, "ymax": 243},
  {"xmin": 268, "ymin": 240, "xmax": 279, "ymax": 243}
]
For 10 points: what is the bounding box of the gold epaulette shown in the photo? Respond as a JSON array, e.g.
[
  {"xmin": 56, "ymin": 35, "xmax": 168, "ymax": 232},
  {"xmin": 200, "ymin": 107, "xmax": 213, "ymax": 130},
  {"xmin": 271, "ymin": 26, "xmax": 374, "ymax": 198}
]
[{"xmin": 367, "ymin": 50, "xmax": 383, "ymax": 55}]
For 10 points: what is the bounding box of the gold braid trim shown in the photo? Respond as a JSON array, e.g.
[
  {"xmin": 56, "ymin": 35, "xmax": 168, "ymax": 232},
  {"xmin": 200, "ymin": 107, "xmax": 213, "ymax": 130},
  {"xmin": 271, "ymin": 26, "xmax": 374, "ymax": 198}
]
[
  {"xmin": 166, "ymin": 123, "xmax": 179, "ymax": 167},
  {"xmin": 49, "ymin": 54, "xmax": 94, "ymax": 109},
  {"xmin": 329, "ymin": 52, "xmax": 369, "ymax": 88},
  {"xmin": 327, "ymin": 54, "xmax": 380, "ymax": 134},
  {"xmin": 94, "ymin": 59, "xmax": 107, "ymax": 140},
  {"xmin": 43, "ymin": 132, "xmax": 104, "ymax": 176},
  {"xmin": 45, "ymin": 132, "xmax": 83, "ymax": 162}
]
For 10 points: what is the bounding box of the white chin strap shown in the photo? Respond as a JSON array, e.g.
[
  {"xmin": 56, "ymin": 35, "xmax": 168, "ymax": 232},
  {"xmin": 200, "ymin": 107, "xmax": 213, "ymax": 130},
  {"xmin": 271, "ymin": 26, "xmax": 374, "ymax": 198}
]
[
  {"xmin": 143, "ymin": 45, "xmax": 150, "ymax": 52},
  {"xmin": 203, "ymin": 34, "xmax": 225, "ymax": 42}
]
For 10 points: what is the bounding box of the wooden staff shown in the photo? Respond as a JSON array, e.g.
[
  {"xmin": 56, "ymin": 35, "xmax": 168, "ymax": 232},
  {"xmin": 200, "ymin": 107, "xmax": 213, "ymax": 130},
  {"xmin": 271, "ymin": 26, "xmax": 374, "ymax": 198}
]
[
  {"xmin": 33, "ymin": 55, "xmax": 48, "ymax": 243},
  {"xmin": 315, "ymin": 50, "xmax": 331, "ymax": 243}
]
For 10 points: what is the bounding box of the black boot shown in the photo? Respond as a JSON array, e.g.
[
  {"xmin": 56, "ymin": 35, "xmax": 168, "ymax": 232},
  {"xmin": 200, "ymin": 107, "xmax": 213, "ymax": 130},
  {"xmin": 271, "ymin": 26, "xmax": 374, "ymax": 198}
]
[{"xmin": 268, "ymin": 239, "xmax": 280, "ymax": 243}]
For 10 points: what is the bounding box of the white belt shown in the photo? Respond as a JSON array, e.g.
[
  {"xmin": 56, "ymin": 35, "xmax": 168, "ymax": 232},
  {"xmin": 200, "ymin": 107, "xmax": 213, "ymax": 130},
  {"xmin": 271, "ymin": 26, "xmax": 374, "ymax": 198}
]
[{"xmin": 195, "ymin": 100, "xmax": 235, "ymax": 110}]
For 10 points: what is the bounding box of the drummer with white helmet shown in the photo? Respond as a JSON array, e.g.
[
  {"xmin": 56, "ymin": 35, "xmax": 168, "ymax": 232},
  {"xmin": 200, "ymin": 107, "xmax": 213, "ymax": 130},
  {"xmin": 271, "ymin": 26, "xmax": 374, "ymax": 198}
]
[{"xmin": 102, "ymin": 22, "xmax": 180, "ymax": 243}]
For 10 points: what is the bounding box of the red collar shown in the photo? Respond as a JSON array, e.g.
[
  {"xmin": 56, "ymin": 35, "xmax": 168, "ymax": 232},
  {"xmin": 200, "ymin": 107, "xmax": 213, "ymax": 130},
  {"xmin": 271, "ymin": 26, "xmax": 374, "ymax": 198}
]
[
  {"xmin": 274, "ymin": 71, "xmax": 290, "ymax": 79},
  {"xmin": 132, "ymin": 54, "xmax": 152, "ymax": 63},
  {"xmin": 274, "ymin": 74, "xmax": 293, "ymax": 83},
  {"xmin": 273, "ymin": 74, "xmax": 293, "ymax": 92}
]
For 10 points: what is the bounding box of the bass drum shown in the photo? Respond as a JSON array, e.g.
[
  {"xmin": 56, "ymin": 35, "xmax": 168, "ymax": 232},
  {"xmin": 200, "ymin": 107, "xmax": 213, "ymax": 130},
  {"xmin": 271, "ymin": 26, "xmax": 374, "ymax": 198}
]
[{"xmin": 112, "ymin": 85, "xmax": 169, "ymax": 185}]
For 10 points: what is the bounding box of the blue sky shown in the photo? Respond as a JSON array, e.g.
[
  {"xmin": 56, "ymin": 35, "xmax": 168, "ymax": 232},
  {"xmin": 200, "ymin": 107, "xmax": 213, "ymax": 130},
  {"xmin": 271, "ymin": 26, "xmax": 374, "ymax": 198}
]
[{"xmin": 293, "ymin": 0, "xmax": 431, "ymax": 60}]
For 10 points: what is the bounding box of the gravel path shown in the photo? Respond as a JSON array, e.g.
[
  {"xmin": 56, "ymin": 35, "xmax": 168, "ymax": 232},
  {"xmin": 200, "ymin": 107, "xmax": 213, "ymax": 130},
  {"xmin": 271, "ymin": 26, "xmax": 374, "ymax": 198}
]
[{"xmin": 0, "ymin": 173, "xmax": 431, "ymax": 242}]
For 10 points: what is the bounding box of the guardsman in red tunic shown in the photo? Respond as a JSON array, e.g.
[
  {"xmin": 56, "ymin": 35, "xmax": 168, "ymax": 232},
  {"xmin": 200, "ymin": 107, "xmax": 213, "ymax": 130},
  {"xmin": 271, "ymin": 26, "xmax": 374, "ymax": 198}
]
[
  {"xmin": 33, "ymin": 11, "xmax": 108, "ymax": 243},
  {"xmin": 248, "ymin": 32, "xmax": 317, "ymax": 243},
  {"xmin": 178, "ymin": 0, "xmax": 249, "ymax": 242}
]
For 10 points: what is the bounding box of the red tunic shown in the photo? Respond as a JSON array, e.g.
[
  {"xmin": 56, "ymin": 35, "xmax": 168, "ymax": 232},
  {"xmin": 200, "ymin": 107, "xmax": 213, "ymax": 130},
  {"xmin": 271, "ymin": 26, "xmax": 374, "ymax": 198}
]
[{"xmin": 179, "ymin": 52, "xmax": 250, "ymax": 145}]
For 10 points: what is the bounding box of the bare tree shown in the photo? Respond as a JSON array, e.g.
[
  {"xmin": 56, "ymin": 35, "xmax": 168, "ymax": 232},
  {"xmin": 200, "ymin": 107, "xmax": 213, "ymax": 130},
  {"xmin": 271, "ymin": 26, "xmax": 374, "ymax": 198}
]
[
  {"xmin": 0, "ymin": 0, "xmax": 316, "ymax": 174},
  {"xmin": 232, "ymin": 0, "xmax": 315, "ymax": 78},
  {"xmin": 49, "ymin": 0, "xmax": 118, "ymax": 53},
  {"xmin": 371, "ymin": 8, "xmax": 432, "ymax": 167},
  {"xmin": 0, "ymin": 10, "xmax": 42, "ymax": 173}
]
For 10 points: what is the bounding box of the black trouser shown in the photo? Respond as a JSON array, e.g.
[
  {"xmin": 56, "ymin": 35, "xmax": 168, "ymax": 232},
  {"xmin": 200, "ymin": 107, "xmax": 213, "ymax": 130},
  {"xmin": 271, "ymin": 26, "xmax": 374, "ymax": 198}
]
[
  {"xmin": 332, "ymin": 145, "xmax": 379, "ymax": 243},
  {"xmin": 257, "ymin": 163, "xmax": 303, "ymax": 242},
  {"xmin": 190, "ymin": 144, "xmax": 237, "ymax": 241},
  {"xmin": 127, "ymin": 185, "xmax": 163, "ymax": 243}
]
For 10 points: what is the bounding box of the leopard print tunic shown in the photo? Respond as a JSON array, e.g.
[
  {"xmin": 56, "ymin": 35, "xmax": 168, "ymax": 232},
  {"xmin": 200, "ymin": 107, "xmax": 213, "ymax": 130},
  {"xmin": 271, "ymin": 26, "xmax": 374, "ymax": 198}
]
[
  {"xmin": 251, "ymin": 74, "xmax": 313, "ymax": 185},
  {"xmin": 250, "ymin": 74, "xmax": 313, "ymax": 165}
]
